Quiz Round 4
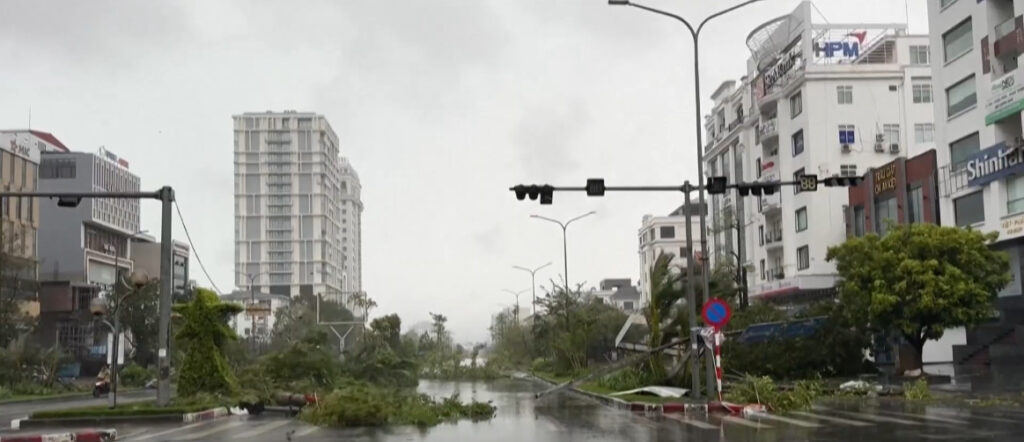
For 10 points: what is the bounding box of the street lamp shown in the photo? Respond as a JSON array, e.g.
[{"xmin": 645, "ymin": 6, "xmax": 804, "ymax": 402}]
[
  {"xmin": 98, "ymin": 229, "xmax": 147, "ymax": 408},
  {"xmin": 512, "ymin": 262, "xmax": 552, "ymax": 316},
  {"xmin": 236, "ymin": 271, "xmax": 275, "ymax": 351},
  {"xmin": 608, "ymin": 0, "xmax": 764, "ymax": 310},
  {"xmin": 530, "ymin": 211, "xmax": 596, "ymax": 295},
  {"xmin": 502, "ymin": 289, "xmax": 529, "ymax": 323},
  {"xmin": 91, "ymin": 271, "xmax": 153, "ymax": 408}
]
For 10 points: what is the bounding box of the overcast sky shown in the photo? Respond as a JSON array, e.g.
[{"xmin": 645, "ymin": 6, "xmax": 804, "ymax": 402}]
[{"xmin": 0, "ymin": 0, "xmax": 928, "ymax": 343}]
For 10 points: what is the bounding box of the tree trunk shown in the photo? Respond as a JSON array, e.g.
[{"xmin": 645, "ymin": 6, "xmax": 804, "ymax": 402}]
[{"xmin": 898, "ymin": 334, "xmax": 925, "ymax": 375}]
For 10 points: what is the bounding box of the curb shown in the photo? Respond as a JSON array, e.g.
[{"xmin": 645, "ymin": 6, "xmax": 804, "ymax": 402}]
[
  {"xmin": 0, "ymin": 429, "xmax": 116, "ymax": 442},
  {"xmin": 14, "ymin": 407, "xmax": 231, "ymax": 429},
  {"xmin": 0, "ymin": 389, "xmax": 149, "ymax": 406},
  {"xmin": 182, "ymin": 407, "xmax": 229, "ymax": 423}
]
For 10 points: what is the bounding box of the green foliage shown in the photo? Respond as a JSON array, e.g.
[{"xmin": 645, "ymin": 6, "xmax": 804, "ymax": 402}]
[
  {"xmin": 262, "ymin": 329, "xmax": 340, "ymax": 391},
  {"xmin": 300, "ymin": 382, "xmax": 495, "ymax": 428},
  {"xmin": 119, "ymin": 364, "xmax": 153, "ymax": 388},
  {"xmin": 595, "ymin": 367, "xmax": 653, "ymax": 392},
  {"xmin": 903, "ymin": 378, "xmax": 931, "ymax": 401},
  {"xmin": 269, "ymin": 293, "xmax": 356, "ymax": 353},
  {"xmin": 726, "ymin": 375, "xmax": 823, "ymax": 412},
  {"xmin": 173, "ymin": 289, "xmax": 243, "ymax": 398},
  {"xmin": 30, "ymin": 399, "xmax": 225, "ymax": 419},
  {"xmin": 827, "ymin": 224, "xmax": 1011, "ymax": 370},
  {"xmin": 0, "ymin": 336, "xmax": 71, "ymax": 388}
]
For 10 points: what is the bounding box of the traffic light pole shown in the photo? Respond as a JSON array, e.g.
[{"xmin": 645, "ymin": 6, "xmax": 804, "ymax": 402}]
[{"xmin": 683, "ymin": 183, "xmax": 701, "ymax": 399}]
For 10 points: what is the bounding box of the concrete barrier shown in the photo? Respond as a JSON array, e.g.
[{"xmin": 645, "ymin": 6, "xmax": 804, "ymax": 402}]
[{"xmin": 0, "ymin": 428, "xmax": 116, "ymax": 442}]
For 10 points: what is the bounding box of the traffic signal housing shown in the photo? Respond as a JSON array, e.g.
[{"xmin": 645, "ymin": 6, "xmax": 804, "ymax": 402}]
[
  {"xmin": 512, "ymin": 185, "xmax": 554, "ymax": 205},
  {"xmin": 706, "ymin": 176, "xmax": 728, "ymax": 194},
  {"xmin": 822, "ymin": 176, "xmax": 864, "ymax": 187},
  {"xmin": 735, "ymin": 182, "xmax": 780, "ymax": 197}
]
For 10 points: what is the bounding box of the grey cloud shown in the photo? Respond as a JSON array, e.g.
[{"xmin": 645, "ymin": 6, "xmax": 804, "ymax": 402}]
[{"xmin": 512, "ymin": 101, "xmax": 590, "ymax": 176}]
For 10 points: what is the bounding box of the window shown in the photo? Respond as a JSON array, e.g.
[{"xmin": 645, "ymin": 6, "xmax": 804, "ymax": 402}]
[
  {"xmin": 946, "ymin": 75, "xmax": 977, "ymax": 116},
  {"xmin": 1008, "ymin": 175, "xmax": 1024, "ymax": 215},
  {"xmin": 853, "ymin": 206, "xmax": 865, "ymax": 237},
  {"xmin": 789, "ymin": 91, "xmax": 803, "ymax": 117},
  {"xmin": 797, "ymin": 246, "xmax": 810, "ymax": 270},
  {"xmin": 758, "ymin": 225, "xmax": 764, "ymax": 245},
  {"xmin": 760, "ymin": 259, "xmax": 766, "ymax": 280},
  {"xmin": 659, "ymin": 226, "xmax": 676, "ymax": 239},
  {"xmin": 839, "ymin": 125, "xmax": 856, "ymax": 145},
  {"xmin": 791, "ymin": 130, "xmax": 804, "ymax": 156},
  {"xmin": 884, "ymin": 124, "xmax": 900, "ymax": 145},
  {"xmin": 912, "ymin": 83, "xmax": 933, "ymax": 103},
  {"xmin": 940, "ymin": 0, "xmax": 957, "ymax": 7},
  {"xmin": 950, "ymin": 132, "xmax": 980, "ymax": 170},
  {"xmin": 943, "ymin": 18, "xmax": 972, "ymax": 62},
  {"xmin": 755, "ymin": 158, "xmax": 762, "ymax": 178},
  {"xmin": 795, "ymin": 207, "xmax": 808, "ymax": 232},
  {"xmin": 910, "ymin": 45, "xmax": 930, "ymax": 65},
  {"xmin": 876, "ymin": 197, "xmax": 898, "ymax": 235},
  {"xmin": 954, "ymin": 191, "xmax": 985, "ymax": 226},
  {"xmin": 908, "ymin": 186, "xmax": 924, "ymax": 223},
  {"xmin": 793, "ymin": 168, "xmax": 805, "ymax": 194},
  {"xmin": 679, "ymin": 247, "xmax": 689, "ymax": 259},
  {"xmin": 837, "ymin": 86, "xmax": 853, "ymax": 104},
  {"xmin": 835, "ymin": 165, "xmax": 855, "ymax": 177},
  {"xmin": 914, "ymin": 124, "xmax": 935, "ymax": 143}
]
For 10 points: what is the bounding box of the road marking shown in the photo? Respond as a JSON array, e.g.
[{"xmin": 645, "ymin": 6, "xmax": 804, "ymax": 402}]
[
  {"xmin": 929, "ymin": 409, "xmax": 1023, "ymax": 424},
  {"xmin": 128, "ymin": 421, "xmax": 214, "ymax": 441},
  {"xmin": 178, "ymin": 420, "xmax": 246, "ymax": 440},
  {"xmin": 664, "ymin": 414, "xmax": 718, "ymax": 430},
  {"xmin": 750, "ymin": 413, "xmax": 821, "ymax": 428},
  {"xmin": 721, "ymin": 415, "xmax": 771, "ymax": 429},
  {"xmin": 292, "ymin": 426, "xmax": 320, "ymax": 438},
  {"xmin": 790, "ymin": 411, "xmax": 873, "ymax": 426},
  {"xmin": 829, "ymin": 409, "xmax": 924, "ymax": 425},
  {"xmin": 883, "ymin": 410, "xmax": 970, "ymax": 424},
  {"xmin": 232, "ymin": 419, "xmax": 291, "ymax": 439}
]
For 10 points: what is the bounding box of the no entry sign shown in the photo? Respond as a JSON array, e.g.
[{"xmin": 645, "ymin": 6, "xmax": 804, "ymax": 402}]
[{"xmin": 701, "ymin": 298, "xmax": 732, "ymax": 329}]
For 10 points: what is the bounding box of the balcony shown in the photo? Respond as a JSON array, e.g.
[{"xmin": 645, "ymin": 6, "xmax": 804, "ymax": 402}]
[
  {"xmin": 766, "ymin": 268, "xmax": 785, "ymax": 281},
  {"xmin": 760, "ymin": 192, "xmax": 781, "ymax": 213},
  {"xmin": 757, "ymin": 118, "xmax": 778, "ymax": 144},
  {"xmin": 266, "ymin": 133, "xmax": 293, "ymax": 144},
  {"xmin": 727, "ymin": 119, "xmax": 741, "ymax": 132},
  {"xmin": 764, "ymin": 230, "xmax": 783, "ymax": 250},
  {"xmin": 760, "ymin": 155, "xmax": 779, "ymax": 176},
  {"xmin": 994, "ymin": 16, "xmax": 1023, "ymax": 59}
]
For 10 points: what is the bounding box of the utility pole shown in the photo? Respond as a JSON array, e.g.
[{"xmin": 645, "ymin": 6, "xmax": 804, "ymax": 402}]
[
  {"xmin": 513, "ymin": 262, "xmax": 551, "ymax": 316},
  {"xmin": 683, "ymin": 182, "xmax": 701, "ymax": 399}
]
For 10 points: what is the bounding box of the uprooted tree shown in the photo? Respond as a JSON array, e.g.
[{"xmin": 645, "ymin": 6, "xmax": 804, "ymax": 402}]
[{"xmin": 827, "ymin": 223, "xmax": 1011, "ymax": 373}]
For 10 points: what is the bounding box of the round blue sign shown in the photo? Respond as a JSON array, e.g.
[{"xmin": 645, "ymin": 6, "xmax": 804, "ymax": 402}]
[{"xmin": 701, "ymin": 299, "xmax": 732, "ymax": 328}]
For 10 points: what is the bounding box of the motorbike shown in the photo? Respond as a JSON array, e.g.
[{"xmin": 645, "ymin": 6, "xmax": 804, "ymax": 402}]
[{"xmin": 92, "ymin": 380, "xmax": 110, "ymax": 397}]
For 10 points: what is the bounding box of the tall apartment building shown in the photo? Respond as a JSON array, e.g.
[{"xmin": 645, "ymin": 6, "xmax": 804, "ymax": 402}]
[
  {"xmin": 233, "ymin": 111, "xmax": 349, "ymax": 305},
  {"xmin": 703, "ymin": 1, "xmax": 934, "ymax": 302},
  {"xmin": 637, "ymin": 203, "xmax": 705, "ymax": 305},
  {"xmin": 338, "ymin": 157, "xmax": 363, "ymax": 293}
]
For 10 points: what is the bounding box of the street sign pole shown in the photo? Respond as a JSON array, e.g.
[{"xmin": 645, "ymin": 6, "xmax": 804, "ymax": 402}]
[{"xmin": 701, "ymin": 298, "xmax": 732, "ymax": 402}]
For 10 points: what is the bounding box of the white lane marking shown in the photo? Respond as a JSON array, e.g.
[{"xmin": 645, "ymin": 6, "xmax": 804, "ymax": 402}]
[
  {"xmin": 750, "ymin": 413, "xmax": 821, "ymax": 428},
  {"xmin": 232, "ymin": 419, "xmax": 291, "ymax": 439},
  {"xmin": 721, "ymin": 415, "xmax": 771, "ymax": 429},
  {"xmin": 883, "ymin": 410, "xmax": 970, "ymax": 424},
  {"xmin": 829, "ymin": 409, "xmax": 924, "ymax": 425},
  {"xmin": 929, "ymin": 409, "xmax": 1023, "ymax": 424},
  {"xmin": 178, "ymin": 420, "xmax": 246, "ymax": 440},
  {"xmin": 292, "ymin": 426, "xmax": 320, "ymax": 438},
  {"xmin": 664, "ymin": 414, "xmax": 718, "ymax": 430},
  {"xmin": 128, "ymin": 421, "xmax": 215, "ymax": 441},
  {"xmin": 790, "ymin": 411, "xmax": 873, "ymax": 426}
]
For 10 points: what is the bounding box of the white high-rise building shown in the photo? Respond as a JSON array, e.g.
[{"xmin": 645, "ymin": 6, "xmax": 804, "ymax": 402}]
[
  {"xmin": 338, "ymin": 157, "xmax": 363, "ymax": 294},
  {"xmin": 637, "ymin": 203, "xmax": 705, "ymax": 305},
  {"xmin": 233, "ymin": 111, "xmax": 348, "ymax": 304},
  {"xmin": 703, "ymin": 1, "xmax": 934, "ymax": 302}
]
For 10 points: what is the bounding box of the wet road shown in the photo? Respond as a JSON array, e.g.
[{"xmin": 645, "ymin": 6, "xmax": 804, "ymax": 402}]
[{"xmin": 7, "ymin": 380, "xmax": 1024, "ymax": 441}]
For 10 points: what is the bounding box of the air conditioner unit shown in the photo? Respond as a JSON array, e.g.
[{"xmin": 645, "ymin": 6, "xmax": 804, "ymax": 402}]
[
  {"xmin": 874, "ymin": 143, "xmax": 885, "ymax": 153},
  {"xmin": 889, "ymin": 143, "xmax": 900, "ymax": 154},
  {"xmin": 841, "ymin": 144, "xmax": 851, "ymax": 153},
  {"xmin": 875, "ymin": 133, "xmax": 885, "ymax": 143}
]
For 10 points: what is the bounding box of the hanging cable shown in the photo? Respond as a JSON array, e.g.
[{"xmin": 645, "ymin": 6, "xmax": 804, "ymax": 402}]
[{"xmin": 173, "ymin": 200, "xmax": 224, "ymax": 294}]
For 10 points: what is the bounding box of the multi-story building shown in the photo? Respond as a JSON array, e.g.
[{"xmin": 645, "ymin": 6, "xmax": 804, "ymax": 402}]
[
  {"xmin": 338, "ymin": 157, "xmax": 363, "ymax": 293},
  {"xmin": 35, "ymin": 148, "xmax": 141, "ymax": 365},
  {"xmin": 132, "ymin": 234, "xmax": 191, "ymax": 301},
  {"xmin": 233, "ymin": 111, "xmax": 349, "ymax": 307},
  {"xmin": 927, "ymin": 0, "xmax": 1024, "ymax": 379},
  {"xmin": 704, "ymin": 1, "xmax": 934, "ymax": 303},
  {"xmin": 222, "ymin": 290, "xmax": 290, "ymax": 342},
  {"xmin": 588, "ymin": 278, "xmax": 642, "ymax": 313},
  {"xmin": 637, "ymin": 203, "xmax": 706, "ymax": 305}
]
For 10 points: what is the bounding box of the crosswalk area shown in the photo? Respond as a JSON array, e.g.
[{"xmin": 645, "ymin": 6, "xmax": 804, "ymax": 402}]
[
  {"xmin": 116, "ymin": 416, "xmax": 320, "ymax": 442},
  {"xmin": 651, "ymin": 404, "xmax": 1024, "ymax": 439}
]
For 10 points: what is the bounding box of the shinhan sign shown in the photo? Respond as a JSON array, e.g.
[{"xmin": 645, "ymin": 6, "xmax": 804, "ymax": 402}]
[
  {"xmin": 813, "ymin": 31, "xmax": 867, "ymax": 59},
  {"xmin": 966, "ymin": 140, "xmax": 1024, "ymax": 187}
]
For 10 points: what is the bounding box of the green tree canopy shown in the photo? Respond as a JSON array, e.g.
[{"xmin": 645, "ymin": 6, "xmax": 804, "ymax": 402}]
[
  {"xmin": 173, "ymin": 289, "xmax": 243, "ymax": 397},
  {"xmin": 826, "ymin": 223, "xmax": 1011, "ymax": 371}
]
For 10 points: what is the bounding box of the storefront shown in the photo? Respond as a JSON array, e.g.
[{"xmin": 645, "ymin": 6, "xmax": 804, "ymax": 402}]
[{"xmin": 846, "ymin": 149, "xmax": 939, "ymax": 236}]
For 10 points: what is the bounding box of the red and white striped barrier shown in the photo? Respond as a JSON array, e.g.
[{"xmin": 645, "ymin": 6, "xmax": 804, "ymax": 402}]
[
  {"xmin": 0, "ymin": 429, "xmax": 116, "ymax": 442},
  {"xmin": 713, "ymin": 328, "xmax": 723, "ymax": 402}
]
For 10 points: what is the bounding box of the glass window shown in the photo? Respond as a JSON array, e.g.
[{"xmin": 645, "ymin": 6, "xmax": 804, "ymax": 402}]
[
  {"xmin": 792, "ymin": 130, "xmax": 804, "ymax": 156},
  {"xmin": 854, "ymin": 206, "xmax": 865, "ymax": 237},
  {"xmin": 758, "ymin": 225, "xmax": 764, "ymax": 245},
  {"xmin": 876, "ymin": 197, "xmax": 898, "ymax": 235},
  {"xmin": 954, "ymin": 191, "xmax": 984, "ymax": 227},
  {"xmin": 759, "ymin": 259, "xmax": 765, "ymax": 280},
  {"xmin": 950, "ymin": 132, "xmax": 980, "ymax": 170},
  {"xmin": 884, "ymin": 124, "xmax": 900, "ymax": 146},
  {"xmin": 797, "ymin": 246, "xmax": 810, "ymax": 270},
  {"xmin": 840, "ymin": 164, "xmax": 857, "ymax": 176},
  {"xmin": 839, "ymin": 125, "xmax": 856, "ymax": 144},
  {"xmin": 789, "ymin": 92, "xmax": 802, "ymax": 117},
  {"xmin": 659, "ymin": 226, "xmax": 676, "ymax": 239},
  {"xmin": 755, "ymin": 158, "xmax": 762, "ymax": 178},
  {"xmin": 1008, "ymin": 175, "xmax": 1024, "ymax": 215},
  {"xmin": 908, "ymin": 186, "xmax": 924, "ymax": 223},
  {"xmin": 910, "ymin": 45, "xmax": 930, "ymax": 65},
  {"xmin": 837, "ymin": 85, "xmax": 853, "ymax": 104},
  {"xmin": 795, "ymin": 207, "xmax": 808, "ymax": 232},
  {"xmin": 915, "ymin": 123, "xmax": 934, "ymax": 143},
  {"xmin": 912, "ymin": 83, "xmax": 933, "ymax": 103},
  {"xmin": 946, "ymin": 75, "xmax": 977, "ymax": 116},
  {"xmin": 943, "ymin": 18, "xmax": 972, "ymax": 62},
  {"xmin": 793, "ymin": 167, "xmax": 805, "ymax": 194}
]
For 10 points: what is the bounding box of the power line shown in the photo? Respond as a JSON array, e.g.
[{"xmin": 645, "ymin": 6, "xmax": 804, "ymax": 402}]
[{"xmin": 173, "ymin": 201, "xmax": 224, "ymax": 294}]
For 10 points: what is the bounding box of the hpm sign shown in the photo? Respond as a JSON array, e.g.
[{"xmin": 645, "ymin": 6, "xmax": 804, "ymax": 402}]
[{"xmin": 813, "ymin": 31, "xmax": 867, "ymax": 59}]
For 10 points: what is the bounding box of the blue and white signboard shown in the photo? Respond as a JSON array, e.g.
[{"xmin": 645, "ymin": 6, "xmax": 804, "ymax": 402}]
[{"xmin": 966, "ymin": 140, "xmax": 1024, "ymax": 187}]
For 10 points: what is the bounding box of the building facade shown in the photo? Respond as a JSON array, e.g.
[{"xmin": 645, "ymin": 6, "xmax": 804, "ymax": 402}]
[
  {"xmin": 338, "ymin": 157, "xmax": 363, "ymax": 293},
  {"xmin": 588, "ymin": 278, "xmax": 642, "ymax": 313},
  {"xmin": 704, "ymin": 1, "xmax": 935, "ymax": 302},
  {"xmin": 846, "ymin": 149, "xmax": 940, "ymax": 236},
  {"xmin": 0, "ymin": 130, "xmax": 69, "ymax": 264},
  {"xmin": 132, "ymin": 235, "xmax": 191, "ymax": 301},
  {"xmin": 233, "ymin": 111, "xmax": 348, "ymax": 305},
  {"xmin": 222, "ymin": 290, "xmax": 290, "ymax": 342},
  {"xmin": 637, "ymin": 203, "xmax": 705, "ymax": 305}
]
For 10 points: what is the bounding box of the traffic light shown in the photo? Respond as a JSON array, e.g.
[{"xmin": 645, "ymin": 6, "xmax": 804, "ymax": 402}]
[
  {"xmin": 735, "ymin": 182, "xmax": 780, "ymax": 197},
  {"xmin": 798, "ymin": 174, "xmax": 819, "ymax": 192},
  {"xmin": 706, "ymin": 176, "xmax": 728, "ymax": 194},
  {"xmin": 586, "ymin": 178, "xmax": 606, "ymax": 196},
  {"xmin": 822, "ymin": 176, "xmax": 864, "ymax": 187},
  {"xmin": 512, "ymin": 185, "xmax": 554, "ymax": 204}
]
